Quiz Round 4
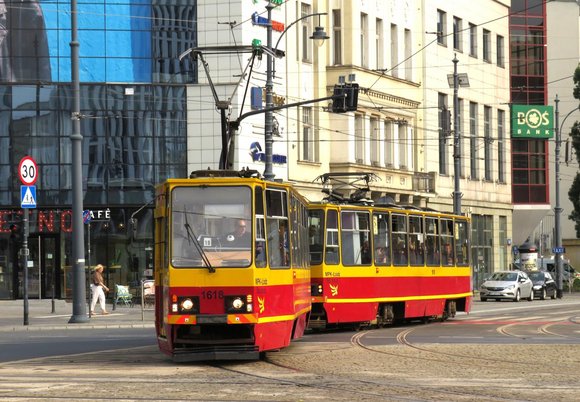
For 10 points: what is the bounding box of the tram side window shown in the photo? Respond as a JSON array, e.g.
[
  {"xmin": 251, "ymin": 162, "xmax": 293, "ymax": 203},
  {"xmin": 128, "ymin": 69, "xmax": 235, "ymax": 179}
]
[
  {"xmin": 408, "ymin": 215, "xmax": 425, "ymax": 265},
  {"xmin": 341, "ymin": 211, "xmax": 371, "ymax": 266},
  {"xmin": 308, "ymin": 209, "xmax": 324, "ymax": 265},
  {"xmin": 441, "ymin": 218, "xmax": 454, "ymax": 266},
  {"xmin": 426, "ymin": 217, "xmax": 440, "ymax": 266},
  {"xmin": 373, "ymin": 212, "xmax": 391, "ymax": 265},
  {"xmin": 325, "ymin": 210, "xmax": 339, "ymax": 265},
  {"xmin": 392, "ymin": 213, "xmax": 408, "ymax": 266},
  {"xmin": 290, "ymin": 195, "xmax": 308, "ymax": 269},
  {"xmin": 266, "ymin": 188, "xmax": 290, "ymax": 268},
  {"xmin": 255, "ymin": 187, "xmax": 267, "ymax": 268},
  {"xmin": 455, "ymin": 219, "xmax": 469, "ymax": 266}
]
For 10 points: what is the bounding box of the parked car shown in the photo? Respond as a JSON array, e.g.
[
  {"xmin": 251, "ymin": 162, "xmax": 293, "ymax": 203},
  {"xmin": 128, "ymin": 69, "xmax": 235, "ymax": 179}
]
[
  {"xmin": 539, "ymin": 258, "xmax": 579, "ymax": 282},
  {"xmin": 480, "ymin": 270, "xmax": 534, "ymax": 302},
  {"xmin": 527, "ymin": 271, "xmax": 557, "ymax": 300}
]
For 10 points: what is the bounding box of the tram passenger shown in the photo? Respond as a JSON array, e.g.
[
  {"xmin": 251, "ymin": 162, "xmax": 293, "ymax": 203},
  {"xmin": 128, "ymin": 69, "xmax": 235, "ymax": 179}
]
[
  {"xmin": 393, "ymin": 240, "xmax": 407, "ymax": 265},
  {"xmin": 375, "ymin": 247, "xmax": 388, "ymax": 264},
  {"xmin": 360, "ymin": 241, "xmax": 372, "ymax": 264}
]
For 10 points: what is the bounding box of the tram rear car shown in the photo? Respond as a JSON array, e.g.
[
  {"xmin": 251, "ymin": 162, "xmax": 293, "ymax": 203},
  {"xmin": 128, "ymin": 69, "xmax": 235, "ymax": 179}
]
[
  {"xmin": 154, "ymin": 171, "xmax": 310, "ymax": 361},
  {"xmin": 308, "ymin": 203, "xmax": 472, "ymax": 329}
]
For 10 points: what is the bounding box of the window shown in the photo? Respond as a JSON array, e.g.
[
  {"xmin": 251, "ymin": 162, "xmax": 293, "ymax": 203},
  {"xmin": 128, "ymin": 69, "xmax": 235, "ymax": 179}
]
[
  {"xmin": 453, "ymin": 17, "xmax": 463, "ymax": 51},
  {"xmin": 332, "ymin": 10, "xmax": 342, "ymax": 65},
  {"xmin": 404, "ymin": 29, "xmax": 412, "ymax": 81},
  {"xmin": 384, "ymin": 120, "xmax": 394, "ymax": 167},
  {"xmin": 373, "ymin": 212, "xmax": 391, "ymax": 265},
  {"xmin": 512, "ymin": 139, "xmax": 548, "ymax": 203},
  {"xmin": 370, "ymin": 116, "xmax": 380, "ymax": 166},
  {"xmin": 266, "ymin": 188, "xmax": 289, "ymax": 268},
  {"xmin": 301, "ymin": 3, "xmax": 312, "ymax": 63},
  {"xmin": 408, "ymin": 215, "xmax": 424, "ymax": 265},
  {"xmin": 437, "ymin": 9, "xmax": 447, "ymax": 46},
  {"xmin": 469, "ymin": 23, "xmax": 477, "ymax": 57},
  {"xmin": 391, "ymin": 214, "xmax": 408, "ymax": 266},
  {"xmin": 398, "ymin": 122, "xmax": 408, "ymax": 169},
  {"xmin": 376, "ymin": 19, "xmax": 383, "ymax": 70},
  {"xmin": 483, "ymin": 29, "xmax": 491, "ymax": 62},
  {"xmin": 355, "ymin": 114, "xmax": 364, "ymax": 163},
  {"xmin": 496, "ymin": 35, "xmax": 504, "ymax": 67},
  {"xmin": 440, "ymin": 219, "xmax": 454, "ymax": 266},
  {"xmin": 426, "ymin": 217, "xmax": 440, "ymax": 266},
  {"xmin": 497, "ymin": 109, "xmax": 505, "ymax": 182},
  {"xmin": 390, "ymin": 24, "xmax": 399, "ymax": 78},
  {"xmin": 361, "ymin": 13, "xmax": 368, "ymax": 68},
  {"xmin": 484, "ymin": 106, "xmax": 492, "ymax": 181},
  {"xmin": 301, "ymin": 107, "xmax": 315, "ymax": 161},
  {"xmin": 341, "ymin": 211, "xmax": 371, "ymax": 265},
  {"xmin": 438, "ymin": 92, "xmax": 449, "ymax": 175},
  {"xmin": 454, "ymin": 219, "xmax": 469, "ymax": 266},
  {"xmin": 325, "ymin": 209, "xmax": 339, "ymax": 264},
  {"xmin": 469, "ymin": 102, "xmax": 478, "ymax": 179}
]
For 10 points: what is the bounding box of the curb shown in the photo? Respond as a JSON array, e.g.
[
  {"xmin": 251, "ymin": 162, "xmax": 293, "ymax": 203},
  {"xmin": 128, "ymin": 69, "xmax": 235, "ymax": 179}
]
[{"xmin": 0, "ymin": 323, "xmax": 155, "ymax": 333}]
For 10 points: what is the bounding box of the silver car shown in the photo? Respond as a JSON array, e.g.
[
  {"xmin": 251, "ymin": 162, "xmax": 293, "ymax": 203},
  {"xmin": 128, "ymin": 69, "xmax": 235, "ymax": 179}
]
[{"xmin": 480, "ymin": 270, "xmax": 534, "ymax": 302}]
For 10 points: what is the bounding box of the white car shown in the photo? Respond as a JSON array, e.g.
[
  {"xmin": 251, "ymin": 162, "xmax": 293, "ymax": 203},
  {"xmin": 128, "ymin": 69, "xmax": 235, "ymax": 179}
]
[{"xmin": 480, "ymin": 270, "xmax": 534, "ymax": 302}]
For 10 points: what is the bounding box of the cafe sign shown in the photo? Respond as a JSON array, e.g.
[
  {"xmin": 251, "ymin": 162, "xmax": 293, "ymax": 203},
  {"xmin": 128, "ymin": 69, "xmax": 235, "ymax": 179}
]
[{"xmin": 511, "ymin": 105, "xmax": 554, "ymax": 139}]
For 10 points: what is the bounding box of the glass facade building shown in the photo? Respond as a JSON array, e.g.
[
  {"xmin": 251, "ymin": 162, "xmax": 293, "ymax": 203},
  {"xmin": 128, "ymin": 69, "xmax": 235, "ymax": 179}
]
[
  {"xmin": 509, "ymin": 0, "xmax": 549, "ymax": 204},
  {"xmin": 0, "ymin": 0, "xmax": 196, "ymax": 299}
]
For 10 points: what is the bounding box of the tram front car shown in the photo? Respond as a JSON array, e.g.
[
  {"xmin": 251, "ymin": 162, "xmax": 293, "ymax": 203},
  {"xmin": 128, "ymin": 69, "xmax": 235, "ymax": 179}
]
[{"xmin": 154, "ymin": 172, "xmax": 311, "ymax": 362}]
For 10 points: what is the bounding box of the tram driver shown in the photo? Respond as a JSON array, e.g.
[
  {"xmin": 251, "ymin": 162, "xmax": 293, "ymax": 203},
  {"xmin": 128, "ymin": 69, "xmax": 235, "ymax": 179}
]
[{"xmin": 224, "ymin": 219, "xmax": 251, "ymax": 248}]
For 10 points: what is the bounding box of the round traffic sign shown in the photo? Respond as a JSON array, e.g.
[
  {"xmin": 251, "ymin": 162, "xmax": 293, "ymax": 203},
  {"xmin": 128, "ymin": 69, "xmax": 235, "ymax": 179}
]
[{"xmin": 18, "ymin": 156, "xmax": 38, "ymax": 185}]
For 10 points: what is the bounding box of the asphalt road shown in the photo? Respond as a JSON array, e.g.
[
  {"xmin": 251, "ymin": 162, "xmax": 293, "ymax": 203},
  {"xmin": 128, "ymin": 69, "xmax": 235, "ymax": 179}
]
[{"xmin": 1, "ymin": 297, "xmax": 580, "ymax": 401}]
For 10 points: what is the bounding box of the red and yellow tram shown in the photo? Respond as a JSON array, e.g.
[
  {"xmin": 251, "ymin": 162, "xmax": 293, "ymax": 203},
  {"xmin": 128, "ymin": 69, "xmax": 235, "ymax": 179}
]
[
  {"xmin": 307, "ymin": 173, "xmax": 472, "ymax": 329},
  {"xmin": 153, "ymin": 170, "xmax": 310, "ymax": 361}
]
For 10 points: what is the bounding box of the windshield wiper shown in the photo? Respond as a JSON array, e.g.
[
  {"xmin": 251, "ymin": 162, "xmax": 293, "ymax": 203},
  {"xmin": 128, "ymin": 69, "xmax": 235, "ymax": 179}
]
[{"xmin": 183, "ymin": 209, "xmax": 215, "ymax": 273}]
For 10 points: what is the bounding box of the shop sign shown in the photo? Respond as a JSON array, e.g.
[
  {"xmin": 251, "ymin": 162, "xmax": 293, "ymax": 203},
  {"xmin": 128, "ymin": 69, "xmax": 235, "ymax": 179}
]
[
  {"xmin": 511, "ymin": 105, "xmax": 554, "ymax": 139},
  {"xmin": 249, "ymin": 142, "xmax": 287, "ymax": 164}
]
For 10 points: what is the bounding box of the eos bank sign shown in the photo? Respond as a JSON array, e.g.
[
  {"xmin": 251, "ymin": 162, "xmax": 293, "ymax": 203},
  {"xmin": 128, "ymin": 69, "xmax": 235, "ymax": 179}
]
[{"xmin": 511, "ymin": 105, "xmax": 554, "ymax": 139}]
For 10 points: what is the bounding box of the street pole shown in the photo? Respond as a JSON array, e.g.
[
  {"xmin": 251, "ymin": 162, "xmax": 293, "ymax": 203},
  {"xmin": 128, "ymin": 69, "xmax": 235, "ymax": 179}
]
[
  {"xmin": 554, "ymin": 95, "xmax": 563, "ymax": 298},
  {"xmin": 452, "ymin": 55, "xmax": 461, "ymax": 215},
  {"xmin": 69, "ymin": 0, "xmax": 88, "ymax": 323},
  {"xmin": 264, "ymin": 1, "xmax": 275, "ymax": 180},
  {"xmin": 553, "ymin": 96, "xmax": 580, "ymax": 298}
]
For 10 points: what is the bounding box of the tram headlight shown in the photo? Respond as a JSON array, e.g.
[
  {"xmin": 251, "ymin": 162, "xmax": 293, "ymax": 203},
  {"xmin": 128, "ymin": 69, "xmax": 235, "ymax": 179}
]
[
  {"xmin": 226, "ymin": 295, "xmax": 253, "ymax": 313},
  {"xmin": 171, "ymin": 296, "xmax": 199, "ymax": 314},
  {"xmin": 311, "ymin": 283, "xmax": 323, "ymax": 296}
]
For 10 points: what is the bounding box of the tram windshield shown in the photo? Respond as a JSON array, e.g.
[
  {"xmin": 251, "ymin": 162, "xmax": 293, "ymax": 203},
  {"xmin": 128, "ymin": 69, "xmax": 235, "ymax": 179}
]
[{"xmin": 171, "ymin": 186, "xmax": 252, "ymax": 268}]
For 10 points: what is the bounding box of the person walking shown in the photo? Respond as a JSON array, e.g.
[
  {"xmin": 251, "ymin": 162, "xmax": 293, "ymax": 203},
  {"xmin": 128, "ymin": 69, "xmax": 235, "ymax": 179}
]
[{"xmin": 90, "ymin": 264, "xmax": 109, "ymax": 315}]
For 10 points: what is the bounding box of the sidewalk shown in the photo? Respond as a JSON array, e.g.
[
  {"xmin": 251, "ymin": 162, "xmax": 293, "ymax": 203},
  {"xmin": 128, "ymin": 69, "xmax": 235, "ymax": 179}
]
[{"xmin": 0, "ymin": 299, "xmax": 155, "ymax": 332}]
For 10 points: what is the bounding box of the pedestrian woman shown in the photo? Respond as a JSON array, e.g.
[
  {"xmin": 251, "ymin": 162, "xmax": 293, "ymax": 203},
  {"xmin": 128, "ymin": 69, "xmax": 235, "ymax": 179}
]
[{"xmin": 90, "ymin": 264, "xmax": 109, "ymax": 315}]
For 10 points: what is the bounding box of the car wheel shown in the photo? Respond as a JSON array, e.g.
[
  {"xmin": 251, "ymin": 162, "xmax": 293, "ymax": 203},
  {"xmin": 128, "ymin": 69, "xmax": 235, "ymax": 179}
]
[
  {"xmin": 551, "ymin": 288, "xmax": 557, "ymax": 299},
  {"xmin": 527, "ymin": 290, "xmax": 534, "ymax": 301},
  {"xmin": 514, "ymin": 289, "xmax": 521, "ymax": 302},
  {"xmin": 540, "ymin": 288, "xmax": 546, "ymax": 300},
  {"xmin": 480, "ymin": 297, "xmax": 487, "ymax": 302}
]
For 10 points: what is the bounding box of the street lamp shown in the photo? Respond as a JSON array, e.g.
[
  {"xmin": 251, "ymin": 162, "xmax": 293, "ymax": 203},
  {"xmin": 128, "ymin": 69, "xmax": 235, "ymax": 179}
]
[
  {"xmin": 264, "ymin": 1, "xmax": 328, "ymax": 180},
  {"xmin": 447, "ymin": 54, "xmax": 469, "ymax": 215},
  {"xmin": 553, "ymin": 95, "xmax": 579, "ymax": 298}
]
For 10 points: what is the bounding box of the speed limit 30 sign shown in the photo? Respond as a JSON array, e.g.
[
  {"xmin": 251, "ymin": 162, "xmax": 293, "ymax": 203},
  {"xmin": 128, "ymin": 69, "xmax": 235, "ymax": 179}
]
[{"xmin": 19, "ymin": 156, "xmax": 38, "ymax": 185}]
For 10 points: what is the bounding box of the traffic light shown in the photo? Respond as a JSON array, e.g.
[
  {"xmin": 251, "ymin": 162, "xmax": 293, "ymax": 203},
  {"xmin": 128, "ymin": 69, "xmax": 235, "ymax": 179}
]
[
  {"xmin": 331, "ymin": 83, "xmax": 359, "ymax": 113},
  {"xmin": 9, "ymin": 224, "xmax": 21, "ymax": 248}
]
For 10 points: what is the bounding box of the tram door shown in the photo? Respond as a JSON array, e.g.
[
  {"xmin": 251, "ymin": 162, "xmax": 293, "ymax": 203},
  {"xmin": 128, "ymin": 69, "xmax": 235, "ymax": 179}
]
[{"xmin": 27, "ymin": 235, "xmax": 60, "ymax": 299}]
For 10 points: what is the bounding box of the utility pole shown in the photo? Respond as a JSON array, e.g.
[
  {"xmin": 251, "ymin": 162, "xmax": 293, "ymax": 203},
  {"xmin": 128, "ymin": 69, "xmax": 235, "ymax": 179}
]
[
  {"xmin": 447, "ymin": 55, "xmax": 468, "ymax": 215},
  {"xmin": 69, "ymin": 0, "xmax": 88, "ymax": 323},
  {"xmin": 554, "ymin": 95, "xmax": 563, "ymax": 298},
  {"xmin": 264, "ymin": 1, "xmax": 275, "ymax": 180},
  {"xmin": 452, "ymin": 56, "xmax": 461, "ymax": 215}
]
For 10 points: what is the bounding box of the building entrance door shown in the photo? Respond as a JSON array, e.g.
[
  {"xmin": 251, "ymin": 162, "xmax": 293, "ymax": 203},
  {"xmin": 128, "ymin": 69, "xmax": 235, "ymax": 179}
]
[{"xmin": 27, "ymin": 235, "xmax": 60, "ymax": 299}]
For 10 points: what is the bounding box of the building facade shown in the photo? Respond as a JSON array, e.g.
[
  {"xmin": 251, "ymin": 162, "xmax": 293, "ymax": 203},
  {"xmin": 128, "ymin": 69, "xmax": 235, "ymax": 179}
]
[{"xmin": 0, "ymin": 0, "xmax": 193, "ymax": 299}]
